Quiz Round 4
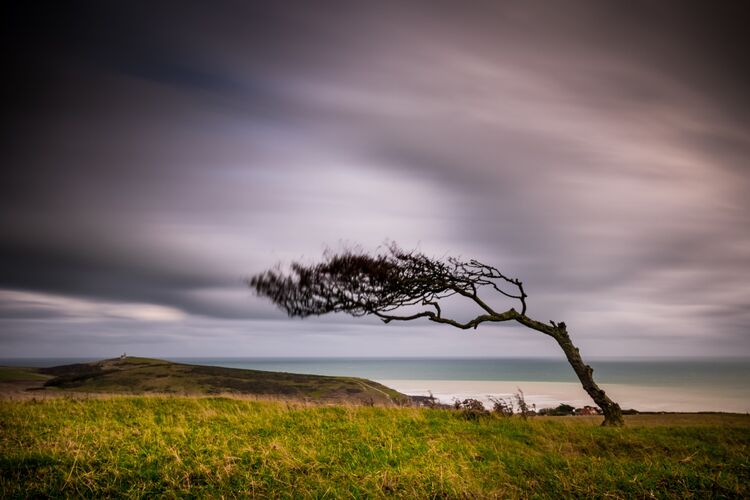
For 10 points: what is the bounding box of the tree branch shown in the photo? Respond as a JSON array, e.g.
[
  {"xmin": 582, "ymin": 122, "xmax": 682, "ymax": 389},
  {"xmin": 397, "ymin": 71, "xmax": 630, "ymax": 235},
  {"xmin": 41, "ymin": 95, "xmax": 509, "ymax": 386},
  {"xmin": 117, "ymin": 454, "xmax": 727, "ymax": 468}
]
[
  {"xmin": 451, "ymin": 287, "xmax": 497, "ymax": 316},
  {"xmin": 373, "ymin": 311, "xmax": 436, "ymax": 324},
  {"xmin": 249, "ymin": 244, "xmax": 626, "ymax": 426}
]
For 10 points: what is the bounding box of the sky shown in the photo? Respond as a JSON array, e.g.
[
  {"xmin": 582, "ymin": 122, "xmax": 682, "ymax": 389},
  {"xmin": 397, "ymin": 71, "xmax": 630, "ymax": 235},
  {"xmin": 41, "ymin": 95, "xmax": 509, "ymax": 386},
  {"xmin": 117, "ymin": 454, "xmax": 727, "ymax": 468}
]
[{"xmin": 2, "ymin": 1, "xmax": 749, "ymax": 359}]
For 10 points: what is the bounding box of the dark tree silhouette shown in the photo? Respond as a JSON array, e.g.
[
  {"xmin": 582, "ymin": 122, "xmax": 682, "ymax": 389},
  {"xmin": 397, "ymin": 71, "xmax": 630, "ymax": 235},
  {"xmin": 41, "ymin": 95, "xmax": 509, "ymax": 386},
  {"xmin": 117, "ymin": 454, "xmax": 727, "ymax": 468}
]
[{"xmin": 249, "ymin": 244, "xmax": 624, "ymax": 426}]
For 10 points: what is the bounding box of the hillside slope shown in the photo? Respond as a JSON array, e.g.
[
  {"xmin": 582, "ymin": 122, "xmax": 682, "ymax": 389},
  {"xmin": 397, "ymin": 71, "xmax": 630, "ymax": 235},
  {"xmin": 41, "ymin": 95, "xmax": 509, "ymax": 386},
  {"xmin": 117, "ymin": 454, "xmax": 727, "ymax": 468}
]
[{"xmin": 15, "ymin": 357, "xmax": 408, "ymax": 404}]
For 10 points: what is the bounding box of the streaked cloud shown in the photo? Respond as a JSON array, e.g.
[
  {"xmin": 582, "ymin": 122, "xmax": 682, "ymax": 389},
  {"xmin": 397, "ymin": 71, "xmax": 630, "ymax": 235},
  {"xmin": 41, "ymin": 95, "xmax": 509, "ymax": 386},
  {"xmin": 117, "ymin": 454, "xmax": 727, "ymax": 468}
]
[
  {"xmin": 1, "ymin": 1, "xmax": 748, "ymax": 357},
  {"xmin": 0, "ymin": 289, "xmax": 185, "ymax": 322}
]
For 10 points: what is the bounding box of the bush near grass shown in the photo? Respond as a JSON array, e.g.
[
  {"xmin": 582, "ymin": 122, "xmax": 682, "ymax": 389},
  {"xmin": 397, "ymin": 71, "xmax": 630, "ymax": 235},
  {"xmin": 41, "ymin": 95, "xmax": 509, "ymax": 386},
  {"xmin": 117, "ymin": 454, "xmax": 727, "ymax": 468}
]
[
  {"xmin": 538, "ymin": 403, "xmax": 577, "ymax": 416},
  {"xmin": 1, "ymin": 396, "xmax": 748, "ymax": 498}
]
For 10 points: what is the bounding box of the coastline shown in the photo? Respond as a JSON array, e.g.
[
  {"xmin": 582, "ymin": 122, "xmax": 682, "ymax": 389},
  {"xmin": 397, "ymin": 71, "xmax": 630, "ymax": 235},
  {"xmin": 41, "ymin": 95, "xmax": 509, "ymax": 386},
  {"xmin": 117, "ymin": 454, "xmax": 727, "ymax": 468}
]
[{"xmin": 376, "ymin": 379, "xmax": 750, "ymax": 413}]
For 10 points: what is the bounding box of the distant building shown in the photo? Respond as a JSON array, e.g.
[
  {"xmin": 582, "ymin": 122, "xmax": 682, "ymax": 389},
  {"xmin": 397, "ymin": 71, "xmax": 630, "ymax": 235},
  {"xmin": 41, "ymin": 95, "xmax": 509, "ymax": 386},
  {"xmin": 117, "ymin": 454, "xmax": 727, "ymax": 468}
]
[{"xmin": 574, "ymin": 405, "xmax": 601, "ymax": 416}]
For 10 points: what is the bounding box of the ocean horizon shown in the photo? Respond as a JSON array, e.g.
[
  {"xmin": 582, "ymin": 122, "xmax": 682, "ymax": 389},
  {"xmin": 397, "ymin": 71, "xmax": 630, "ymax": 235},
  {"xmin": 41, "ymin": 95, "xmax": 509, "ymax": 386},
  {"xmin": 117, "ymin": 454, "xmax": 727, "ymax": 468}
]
[{"xmin": 3, "ymin": 357, "xmax": 748, "ymax": 412}]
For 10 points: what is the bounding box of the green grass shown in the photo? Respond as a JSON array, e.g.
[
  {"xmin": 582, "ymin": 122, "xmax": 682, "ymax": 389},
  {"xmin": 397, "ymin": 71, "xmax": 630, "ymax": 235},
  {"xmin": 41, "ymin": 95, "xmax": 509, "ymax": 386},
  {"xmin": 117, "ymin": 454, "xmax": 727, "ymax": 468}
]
[
  {"xmin": 1, "ymin": 397, "xmax": 748, "ymax": 498},
  {"xmin": 0, "ymin": 367, "xmax": 49, "ymax": 382}
]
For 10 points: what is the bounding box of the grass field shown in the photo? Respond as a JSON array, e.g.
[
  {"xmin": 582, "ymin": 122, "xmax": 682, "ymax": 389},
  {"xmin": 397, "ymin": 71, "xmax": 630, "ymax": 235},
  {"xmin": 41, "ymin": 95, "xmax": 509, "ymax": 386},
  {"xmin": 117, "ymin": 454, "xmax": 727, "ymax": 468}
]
[{"xmin": 1, "ymin": 396, "xmax": 748, "ymax": 498}]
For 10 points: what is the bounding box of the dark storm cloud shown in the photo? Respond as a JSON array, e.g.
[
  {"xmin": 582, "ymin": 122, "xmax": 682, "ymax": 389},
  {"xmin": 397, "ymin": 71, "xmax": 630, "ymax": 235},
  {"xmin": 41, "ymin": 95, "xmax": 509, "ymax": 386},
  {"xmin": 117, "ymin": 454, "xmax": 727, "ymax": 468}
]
[
  {"xmin": 0, "ymin": 241, "xmax": 272, "ymax": 319},
  {"xmin": 1, "ymin": 1, "xmax": 749, "ymax": 356}
]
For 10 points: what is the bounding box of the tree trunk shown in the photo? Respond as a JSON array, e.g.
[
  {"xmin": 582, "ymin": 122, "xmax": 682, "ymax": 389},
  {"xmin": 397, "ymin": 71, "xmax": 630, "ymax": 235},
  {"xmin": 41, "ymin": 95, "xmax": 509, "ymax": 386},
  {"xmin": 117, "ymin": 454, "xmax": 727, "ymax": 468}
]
[
  {"xmin": 551, "ymin": 322, "xmax": 624, "ymax": 426},
  {"xmin": 514, "ymin": 315, "xmax": 625, "ymax": 426}
]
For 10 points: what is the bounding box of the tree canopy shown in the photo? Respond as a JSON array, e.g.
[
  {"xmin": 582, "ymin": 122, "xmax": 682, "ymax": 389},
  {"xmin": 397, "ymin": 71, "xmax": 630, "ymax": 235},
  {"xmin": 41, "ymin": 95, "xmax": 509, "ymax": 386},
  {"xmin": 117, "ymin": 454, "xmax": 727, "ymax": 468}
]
[
  {"xmin": 249, "ymin": 244, "xmax": 528, "ymax": 324},
  {"xmin": 250, "ymin": 244, "xmax": 624, "ymax": 426}
]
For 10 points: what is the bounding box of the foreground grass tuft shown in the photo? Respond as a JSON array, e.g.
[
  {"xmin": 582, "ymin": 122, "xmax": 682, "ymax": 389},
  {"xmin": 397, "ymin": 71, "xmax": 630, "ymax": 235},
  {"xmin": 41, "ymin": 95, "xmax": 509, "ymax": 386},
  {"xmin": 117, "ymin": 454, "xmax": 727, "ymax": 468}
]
[{"xmin": 1, "ymin": 397, "xmax": 748, "ymax": 498}]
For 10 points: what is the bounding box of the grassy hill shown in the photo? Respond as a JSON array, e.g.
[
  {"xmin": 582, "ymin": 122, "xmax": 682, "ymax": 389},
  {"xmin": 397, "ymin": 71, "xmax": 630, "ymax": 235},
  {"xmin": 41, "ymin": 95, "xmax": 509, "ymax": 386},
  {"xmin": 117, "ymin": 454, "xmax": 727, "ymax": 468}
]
[
  {"xmin": 1, "ymin": 357, "xmax": 407, "ymax": 405},
  {"xmin": 2, "ymin": 359, "xmax": 748, "ymax": 496},
  {"xmin": 0, "ymin": 366, "xmax": 50, "ymax": 382},
  {"xmin": 1, "ymin": 396, "xmax": 748, "ymax": 498}
]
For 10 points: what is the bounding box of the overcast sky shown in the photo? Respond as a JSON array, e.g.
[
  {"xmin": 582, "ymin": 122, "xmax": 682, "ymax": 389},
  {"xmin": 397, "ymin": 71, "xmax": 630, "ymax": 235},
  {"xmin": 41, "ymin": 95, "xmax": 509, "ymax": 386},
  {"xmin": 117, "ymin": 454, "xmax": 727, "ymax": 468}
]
[{"xmin": 2, "ymin": 1, "xmax": 749, "ymax": 358}]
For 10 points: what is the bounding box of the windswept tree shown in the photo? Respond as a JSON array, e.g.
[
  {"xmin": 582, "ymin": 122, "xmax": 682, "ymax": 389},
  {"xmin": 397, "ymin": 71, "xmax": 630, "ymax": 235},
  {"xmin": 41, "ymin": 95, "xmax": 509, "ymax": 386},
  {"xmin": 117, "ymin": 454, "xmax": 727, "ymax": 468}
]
[{"xmin": 249, "ymin": 244, "xmax": 624, "ymax": 426}]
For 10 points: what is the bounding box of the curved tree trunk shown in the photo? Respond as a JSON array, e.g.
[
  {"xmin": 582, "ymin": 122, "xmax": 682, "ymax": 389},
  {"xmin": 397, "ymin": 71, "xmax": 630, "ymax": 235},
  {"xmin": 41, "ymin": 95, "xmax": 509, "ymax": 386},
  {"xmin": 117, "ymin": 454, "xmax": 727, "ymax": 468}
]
[
  {"xmin": 515, "ymin": 315, "xmax": 624, "ymax": 426},
  {"xmin": 551, "ymin": 323, "xmax": 624, "ymax": 426}
]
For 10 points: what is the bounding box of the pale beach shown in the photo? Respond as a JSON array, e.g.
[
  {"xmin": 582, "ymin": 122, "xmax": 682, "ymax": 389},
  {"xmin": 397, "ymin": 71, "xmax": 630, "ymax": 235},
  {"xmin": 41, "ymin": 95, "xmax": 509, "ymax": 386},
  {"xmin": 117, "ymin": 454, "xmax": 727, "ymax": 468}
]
[{"xmin": 378, "ymin": 379, "xmax": 750, "ymax": 413}]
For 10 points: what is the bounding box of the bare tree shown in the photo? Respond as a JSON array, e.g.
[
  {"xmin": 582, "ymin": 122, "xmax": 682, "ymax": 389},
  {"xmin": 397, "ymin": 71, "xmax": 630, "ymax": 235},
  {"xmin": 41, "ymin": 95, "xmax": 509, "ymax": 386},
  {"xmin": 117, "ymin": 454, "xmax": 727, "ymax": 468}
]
[
  {"xmin": 514, "ymin": 389, "xmax": 532, "ymax": 420},
  {"xmin": 249, "ymin": 244, "xmax": 624, "ymax": 426},
  {"xmin": 488, "ymin": 396, "xmax": 514, "ymax": 417}
]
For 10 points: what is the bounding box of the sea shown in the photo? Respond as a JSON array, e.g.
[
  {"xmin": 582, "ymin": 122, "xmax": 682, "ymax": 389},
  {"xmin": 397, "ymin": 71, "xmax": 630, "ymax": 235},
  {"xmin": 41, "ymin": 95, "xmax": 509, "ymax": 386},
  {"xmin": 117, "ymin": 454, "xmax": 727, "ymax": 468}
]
[{"xmin": 3, "ymin": 357, "xmax": 748, "ymax": 413}]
